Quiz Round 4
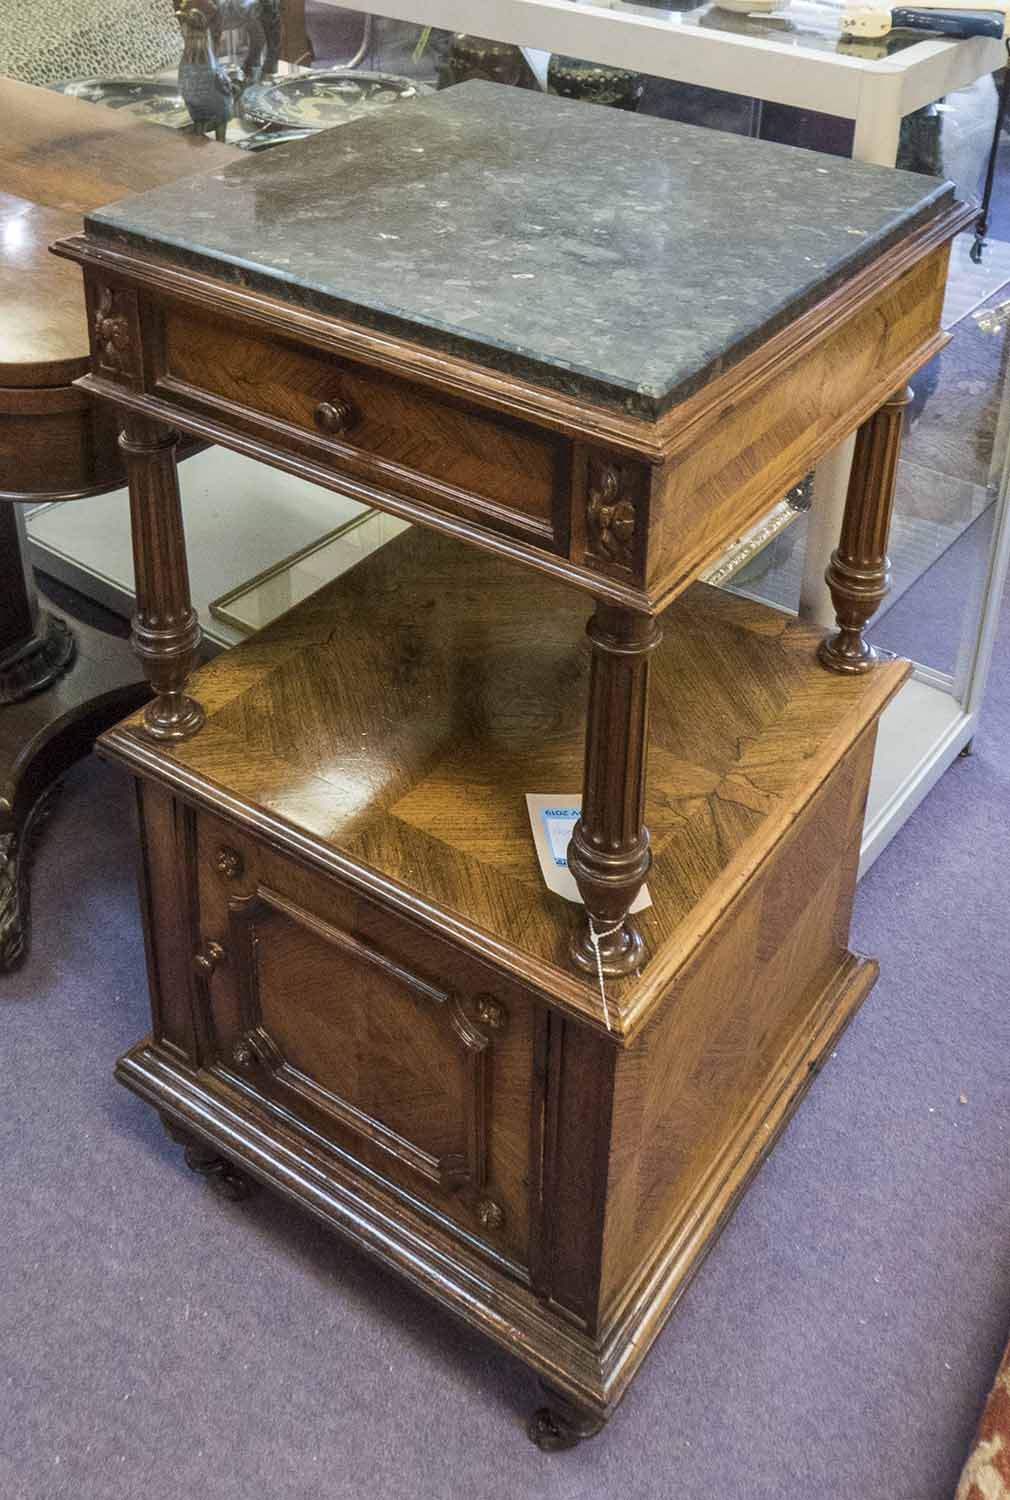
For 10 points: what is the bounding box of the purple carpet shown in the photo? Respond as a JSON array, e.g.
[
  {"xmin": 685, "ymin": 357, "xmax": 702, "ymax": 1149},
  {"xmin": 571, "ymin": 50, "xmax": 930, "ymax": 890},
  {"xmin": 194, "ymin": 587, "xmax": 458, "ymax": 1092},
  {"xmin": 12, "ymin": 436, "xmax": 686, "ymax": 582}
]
[{"xmin": 0, "ymin": 562, "xmax": 1007, "ymax": 1499}]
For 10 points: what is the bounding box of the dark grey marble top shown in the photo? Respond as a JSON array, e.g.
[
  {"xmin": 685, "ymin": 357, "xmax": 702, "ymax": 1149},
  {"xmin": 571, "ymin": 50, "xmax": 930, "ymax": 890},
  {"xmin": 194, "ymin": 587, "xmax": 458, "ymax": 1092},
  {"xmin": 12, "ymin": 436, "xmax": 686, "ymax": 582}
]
[{"xmin": 86, "ymin": 81, "xmax": 954, "ymax": 419}]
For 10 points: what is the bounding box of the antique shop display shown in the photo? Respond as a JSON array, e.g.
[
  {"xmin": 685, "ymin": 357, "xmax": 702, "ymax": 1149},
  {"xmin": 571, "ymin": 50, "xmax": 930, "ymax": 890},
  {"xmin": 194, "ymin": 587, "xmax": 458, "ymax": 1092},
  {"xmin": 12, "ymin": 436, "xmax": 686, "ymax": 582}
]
[
  {"xmin": 55, "ymin": 83, "xmax": 968, "ymax": 1443},
  {"xmin": 446, "ymin": 34, "xmax": 541, "ymax": 89},
  {"xmin": 547, "ymin": 54, "xmax": 644, "ymax": 110},
  {"xmin": 176, "ymin": 1, "xmax": 236, "ymax": 140},
  {"xmin": 174, "ymin": 0, "xmax": 282, "ymax": 84},
  {"xmin": 0, "ymin": 78, "xmax": 230, "ymax": 969},
  {"xmin": 237, "ymin": 69, "xmax": 431, "ymax": 133},
  {"xmin": 51, "ymin": 77, "xmax": 199, "ymax": 131}
]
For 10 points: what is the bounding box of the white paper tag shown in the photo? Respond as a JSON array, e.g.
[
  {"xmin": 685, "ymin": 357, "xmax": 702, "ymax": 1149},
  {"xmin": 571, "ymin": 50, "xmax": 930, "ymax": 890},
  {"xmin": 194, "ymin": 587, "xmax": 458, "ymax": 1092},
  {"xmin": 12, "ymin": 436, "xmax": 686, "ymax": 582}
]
[{"xmin": 525, "ymin": 794, "xmax": 650, "ymax": 911}]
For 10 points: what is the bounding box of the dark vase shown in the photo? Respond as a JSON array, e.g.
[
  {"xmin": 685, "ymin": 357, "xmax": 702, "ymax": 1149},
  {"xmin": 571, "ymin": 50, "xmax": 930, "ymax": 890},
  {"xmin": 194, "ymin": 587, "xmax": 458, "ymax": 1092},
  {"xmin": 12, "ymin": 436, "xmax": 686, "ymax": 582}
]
[{"xmin": 547, "ymin": 54, "xmax": 645, "ymax": 111}]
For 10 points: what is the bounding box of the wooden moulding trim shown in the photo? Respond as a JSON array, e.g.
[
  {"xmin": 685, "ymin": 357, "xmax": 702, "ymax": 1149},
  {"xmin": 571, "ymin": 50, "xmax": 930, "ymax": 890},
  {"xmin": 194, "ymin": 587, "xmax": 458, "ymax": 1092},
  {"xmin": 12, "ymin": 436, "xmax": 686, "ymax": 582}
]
[
  {"xmin": 594, "ymin": 951, "xmax": 879, "ymax": 1402},
  {"xmin": 77, "ymin": 375, "xmax": 653, "ymax": 612},
  {"xmin": 116, "ymin": 1040, "xmax": 617, "ymax": 1416},
  {"xmin": 226, "ymin": 885, "xmax": 487, "ymax": 1191},
  {"xmin": 0, "ymin": 476, "xmax": 124, "ymax": 503},
  {"xmin": 0, "ymin": 384, "xmax": 92, "ymax": 414},
  {"xmin": 648, "ymin": 326, "xmax": 950, "ymax": 615},
  {"xmin": 52, "ymin": 233, "xmax": 658, "ymax": 454},
  {"xmin": 52, "ymin": 200, "xmax": 970, "ymax": 462},
  {"xmin": 652, "ymin": 203, "xmax": 971, "ymax": 459},
  {"xmin": 101, "ymin": 666, "xmax": 902, "ymax": 1045},
  {"xmin": 117, "ymin": 951, "xmax": 876, "ymax": 1417}
]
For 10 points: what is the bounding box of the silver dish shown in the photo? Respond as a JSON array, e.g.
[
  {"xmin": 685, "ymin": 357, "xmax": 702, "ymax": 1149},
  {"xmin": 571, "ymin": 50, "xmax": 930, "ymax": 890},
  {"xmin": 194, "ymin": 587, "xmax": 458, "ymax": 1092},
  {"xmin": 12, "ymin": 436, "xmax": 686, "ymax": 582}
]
[
  {"xmin": 237, "ymin": 70, "xmax": 432, "ymax": 133},
  {"xmin": 49, "ymin": 77, "xmax": 196, "ymax": 131}
]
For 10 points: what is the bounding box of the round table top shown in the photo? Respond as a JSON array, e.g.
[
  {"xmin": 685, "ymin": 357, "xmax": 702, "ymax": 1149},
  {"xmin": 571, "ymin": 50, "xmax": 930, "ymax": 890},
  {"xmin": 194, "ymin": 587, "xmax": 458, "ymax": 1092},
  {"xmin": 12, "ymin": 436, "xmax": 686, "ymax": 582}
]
[
  {"xmin": 0, "ymin": 192, "xmax": 92, "ymax": 390},
  {"xmin": 0, "ymin": 78, "xmax": 234, "ymax": 392}
]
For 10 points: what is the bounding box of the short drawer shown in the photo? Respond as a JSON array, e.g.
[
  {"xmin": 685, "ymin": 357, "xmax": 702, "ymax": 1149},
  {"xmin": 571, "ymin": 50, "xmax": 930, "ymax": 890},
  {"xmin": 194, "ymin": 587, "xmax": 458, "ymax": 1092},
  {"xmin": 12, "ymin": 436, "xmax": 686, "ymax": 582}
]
[
  {"xmin": 190, "ymin": 813, "xmax": 535, "ymax": 1271},
  {"xmin": 155, "ymin": 302, "xmax": 568, "ymax": 548}
]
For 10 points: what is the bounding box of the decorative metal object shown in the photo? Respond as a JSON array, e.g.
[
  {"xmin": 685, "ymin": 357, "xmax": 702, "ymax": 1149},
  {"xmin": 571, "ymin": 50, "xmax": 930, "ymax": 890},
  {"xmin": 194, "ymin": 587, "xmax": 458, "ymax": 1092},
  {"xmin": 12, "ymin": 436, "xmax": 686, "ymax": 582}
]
[
  {"xmin": 173, "ymin": 0, "xmax": 282, "ymax": 83},
  {"xmin": 587, "ymin": 462, "xmax": 636, "ymax": 569},
  {"xmin": 446, "ymin": 35, "xmax": 540, "ymax": 88},
  {"xmin": 193, "ymin": 939, "xmax": 225, "ymax": 976},
  {"xmin": 476, "ymin": 1197, "xmax": 505, "ymax": 1231},
  {"xmin": 175, "ymin": 1, "xmax": 235, "ymax": 141},
  {"xmin": 216, "ymin": 846, "xmax": 244, "ymax": 880},
  {"xmin": 48, "ymin": 77, "xmax": 197, "ymax": 131},
  {"xmin": 547, "ymin": 55, "xmax": 644, "ymax": 111},
  {"xmin": 237, "ymin": 69, "xmax": 431, "ymax": 133},
  {"xmin": 475, "ymin": 996, "xmax": 507, "ymax": 1032}
]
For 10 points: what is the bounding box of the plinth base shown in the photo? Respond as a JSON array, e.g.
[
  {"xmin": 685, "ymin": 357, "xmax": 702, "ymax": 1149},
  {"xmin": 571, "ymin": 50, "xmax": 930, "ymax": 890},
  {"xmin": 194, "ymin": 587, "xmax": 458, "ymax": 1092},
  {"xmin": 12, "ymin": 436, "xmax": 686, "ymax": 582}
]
[
  {"xmin": 0, "ymin": 599, "xmax": 147, "ymax": 970},
  {"xmin": 0, "ymin": 612, "xmax": 76, "ymax": 706}
]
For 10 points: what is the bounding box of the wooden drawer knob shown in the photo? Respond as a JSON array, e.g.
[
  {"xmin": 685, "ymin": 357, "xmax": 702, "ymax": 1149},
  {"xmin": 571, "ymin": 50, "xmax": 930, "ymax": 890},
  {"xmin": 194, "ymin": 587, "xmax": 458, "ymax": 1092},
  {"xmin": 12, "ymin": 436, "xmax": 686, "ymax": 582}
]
[{"xmin": 314, "ymin": 399, "xmax": 355, "ymax": 436}]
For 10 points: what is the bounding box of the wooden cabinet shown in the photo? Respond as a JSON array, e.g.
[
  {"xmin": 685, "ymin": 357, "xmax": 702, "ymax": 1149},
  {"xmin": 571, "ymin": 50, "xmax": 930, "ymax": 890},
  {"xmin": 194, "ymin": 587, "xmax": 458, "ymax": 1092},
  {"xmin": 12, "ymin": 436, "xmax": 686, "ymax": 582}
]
[
  {"xmin": 107, "ymin": 530, "xmax": 908, "ymax": 1441},
  {"xmin": 66, "ymin": 81, "xmax": 963, "ymax": 1447}
]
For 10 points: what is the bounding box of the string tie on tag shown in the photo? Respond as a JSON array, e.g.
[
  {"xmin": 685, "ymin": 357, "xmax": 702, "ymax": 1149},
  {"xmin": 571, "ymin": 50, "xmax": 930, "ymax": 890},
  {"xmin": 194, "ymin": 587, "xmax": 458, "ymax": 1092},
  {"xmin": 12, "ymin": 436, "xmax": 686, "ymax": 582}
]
[{"xmin": 587, "ymin": 916, "xmax": 624, "ymax": 1033}]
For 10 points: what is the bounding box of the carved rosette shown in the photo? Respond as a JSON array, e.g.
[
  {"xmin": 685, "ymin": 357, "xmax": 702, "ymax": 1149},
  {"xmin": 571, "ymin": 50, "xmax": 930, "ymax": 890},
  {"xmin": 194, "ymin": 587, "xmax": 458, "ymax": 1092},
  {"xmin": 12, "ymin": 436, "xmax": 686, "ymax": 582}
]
[
  {"xmin": 586, "ymin": 459, "xmax": 638, "ymax": 572},
  {"xmin": 92, "ymin": 286, "xmax": 134, "ymax": 379}
]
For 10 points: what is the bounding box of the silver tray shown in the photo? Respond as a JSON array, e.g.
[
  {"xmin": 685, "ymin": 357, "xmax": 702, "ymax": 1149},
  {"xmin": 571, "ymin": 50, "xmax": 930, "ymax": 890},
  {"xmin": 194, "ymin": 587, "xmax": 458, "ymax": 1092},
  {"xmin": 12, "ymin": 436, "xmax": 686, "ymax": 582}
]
[
  {"xmin": 49, "ymin": 77, "xmax": 195, "ymax": 131},
  {"xmin": 237, "ymin": 69, "xmax": 432, "ymax": 132}
]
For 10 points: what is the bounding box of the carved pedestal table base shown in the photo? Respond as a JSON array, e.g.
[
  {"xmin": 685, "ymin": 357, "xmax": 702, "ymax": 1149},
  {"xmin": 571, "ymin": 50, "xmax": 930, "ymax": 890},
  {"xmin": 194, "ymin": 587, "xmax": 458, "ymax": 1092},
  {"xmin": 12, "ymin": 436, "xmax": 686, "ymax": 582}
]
[{"xmin": 0, "ymin": 570, "xmax": 147, "ymax": 969}]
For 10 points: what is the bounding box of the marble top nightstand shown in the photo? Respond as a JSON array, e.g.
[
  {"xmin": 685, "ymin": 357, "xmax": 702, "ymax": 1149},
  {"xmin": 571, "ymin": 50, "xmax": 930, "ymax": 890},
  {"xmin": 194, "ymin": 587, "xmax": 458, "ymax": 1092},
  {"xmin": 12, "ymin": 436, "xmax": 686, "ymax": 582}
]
[
  {"xmin": 55, "ymin": 81, "xmax": 972, "ymax": 1445},
  {"xmin": 56, "ymin": 79, "xmax": 967, "ymax": 973}
]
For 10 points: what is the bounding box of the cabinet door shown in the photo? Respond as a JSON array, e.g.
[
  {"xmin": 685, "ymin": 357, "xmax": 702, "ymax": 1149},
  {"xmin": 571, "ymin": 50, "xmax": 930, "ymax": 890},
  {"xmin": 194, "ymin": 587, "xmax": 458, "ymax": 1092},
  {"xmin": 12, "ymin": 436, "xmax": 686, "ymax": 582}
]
[{"xmin": 193, "ymin": 813, "xmax": 535, "ymax": 1272}]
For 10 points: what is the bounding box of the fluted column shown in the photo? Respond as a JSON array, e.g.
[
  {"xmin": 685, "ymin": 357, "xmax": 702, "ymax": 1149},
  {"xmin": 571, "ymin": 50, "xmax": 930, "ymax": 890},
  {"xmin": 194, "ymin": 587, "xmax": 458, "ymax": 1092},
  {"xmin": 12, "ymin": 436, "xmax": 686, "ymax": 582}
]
[
  {"xmin": 818, "ymin": 385, "xmax": 911, "ymax": 674},
  {"xmin": 119, "ymin": 411, "xmax": 204, "ymax": 740},
  {"xmin": 568, "ymin": 602, "xmax": 661, "ymax": 977}
]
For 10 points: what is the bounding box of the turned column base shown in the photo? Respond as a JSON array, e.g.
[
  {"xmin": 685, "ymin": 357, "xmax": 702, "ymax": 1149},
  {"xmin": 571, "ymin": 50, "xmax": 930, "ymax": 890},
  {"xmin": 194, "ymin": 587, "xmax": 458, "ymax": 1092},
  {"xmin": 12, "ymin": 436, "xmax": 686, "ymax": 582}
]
[
  {"xmin": 817, "ymin": 629, "xmax": 880, "ymax": 676},
  {"xmin": 568, "ymin": 817, "xmax": 651, "ymax": 978},
  {"xmin": 137, "ymin": 694, "xmax": 206, "ymax": 744},
  {"xmin": 131, "ymin": 609, "xmax": 206, "ymax": 742},
  {"xmin": 528, "ymin": 1384, "xmax": 605, "ymax": 1450},
  {"xmin": 569, "ymin": 912, "xmax": 645, "ymax": 978}
]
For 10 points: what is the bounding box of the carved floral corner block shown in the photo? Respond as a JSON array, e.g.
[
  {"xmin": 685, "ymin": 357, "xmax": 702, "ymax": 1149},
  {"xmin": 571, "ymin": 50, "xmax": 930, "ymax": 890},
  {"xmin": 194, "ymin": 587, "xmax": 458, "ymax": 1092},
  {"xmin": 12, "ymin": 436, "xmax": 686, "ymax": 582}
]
[
  {"xmin": 585, "ymin": 457, "xmax": 641, "ymax": 574},
  {"xmin": 91, "ymin": 285, "xmax": 137, "ymax": 381}
]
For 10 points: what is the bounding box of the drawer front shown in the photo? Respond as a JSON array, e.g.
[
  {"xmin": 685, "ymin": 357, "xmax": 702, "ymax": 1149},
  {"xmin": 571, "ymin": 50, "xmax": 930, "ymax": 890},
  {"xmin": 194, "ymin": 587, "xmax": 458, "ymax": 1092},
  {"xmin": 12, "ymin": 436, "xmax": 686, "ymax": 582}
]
[
  {"xmin": 192, "ymin": 813, "xmax": 535, "ymax": 1270},
  {"xmin": 156, "ymin": 302, "xmax": 567, "ymax": 548}
]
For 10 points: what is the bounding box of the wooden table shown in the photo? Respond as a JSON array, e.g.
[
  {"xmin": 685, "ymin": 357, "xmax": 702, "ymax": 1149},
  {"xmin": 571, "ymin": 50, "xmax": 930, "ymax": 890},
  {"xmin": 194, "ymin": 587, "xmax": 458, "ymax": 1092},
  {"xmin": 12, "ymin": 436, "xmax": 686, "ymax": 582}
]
[
  {"xmin": 56, "ymin": 82, "xmax": 968, "ymax": 1439},
  {"xmin": 0, "ymin": 81, "xmax": 231, "ymax": 968}
]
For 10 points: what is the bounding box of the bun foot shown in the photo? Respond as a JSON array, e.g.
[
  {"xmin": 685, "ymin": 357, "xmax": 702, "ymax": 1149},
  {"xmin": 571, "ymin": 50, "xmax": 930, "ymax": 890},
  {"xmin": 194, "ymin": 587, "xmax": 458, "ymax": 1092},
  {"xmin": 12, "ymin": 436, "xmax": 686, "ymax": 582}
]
[
  {"xmin": 161, "ymin": 1116, "xmax": 256, "ymax": 1201},
  {"xmin": 528, "ymin": 1386, "xmax": 604, "ymax": 1450}
]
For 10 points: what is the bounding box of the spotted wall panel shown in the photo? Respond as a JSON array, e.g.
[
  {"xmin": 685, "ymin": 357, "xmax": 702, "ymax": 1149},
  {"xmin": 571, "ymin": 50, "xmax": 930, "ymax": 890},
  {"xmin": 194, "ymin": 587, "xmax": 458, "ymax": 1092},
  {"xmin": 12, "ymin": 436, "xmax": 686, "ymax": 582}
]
[{"xmin": 0, "ymin": 0, "xmax": 182, "ymax": 88}]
